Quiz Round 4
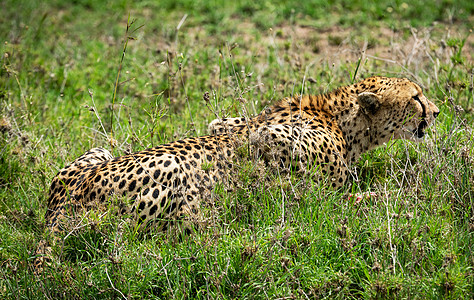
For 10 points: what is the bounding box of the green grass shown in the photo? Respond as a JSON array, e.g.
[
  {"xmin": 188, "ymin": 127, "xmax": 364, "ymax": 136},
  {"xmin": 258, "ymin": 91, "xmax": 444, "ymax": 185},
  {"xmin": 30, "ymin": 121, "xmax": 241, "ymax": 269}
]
[{"xmin": 1, "ymin": 0, "xmax": 474, "ymax": 298}]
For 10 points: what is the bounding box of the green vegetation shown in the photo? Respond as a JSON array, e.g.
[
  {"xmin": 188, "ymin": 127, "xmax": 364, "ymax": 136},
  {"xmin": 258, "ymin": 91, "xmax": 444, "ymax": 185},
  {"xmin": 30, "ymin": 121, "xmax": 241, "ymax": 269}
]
[{"xmin": 1, "ymin": 0, "xmax": 473, "ymax": 298}]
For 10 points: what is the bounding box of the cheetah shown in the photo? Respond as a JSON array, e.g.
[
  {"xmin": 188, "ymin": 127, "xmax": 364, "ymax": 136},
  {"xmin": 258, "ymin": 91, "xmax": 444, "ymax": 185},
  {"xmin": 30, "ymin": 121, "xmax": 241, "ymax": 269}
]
[
  {"xmin": 209, "ymin": 76, "xmax": 439, "ymax": 187},
  {"xmin": 36, "ymin": 76, "xmax": 438, "ymax": 271}
]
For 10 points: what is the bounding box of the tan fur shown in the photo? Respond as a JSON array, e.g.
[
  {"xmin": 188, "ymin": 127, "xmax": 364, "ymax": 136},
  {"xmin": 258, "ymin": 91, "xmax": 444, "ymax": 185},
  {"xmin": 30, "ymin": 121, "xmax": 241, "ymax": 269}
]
[
  {"xmin": 35, "ymin": 76, "xmax": 438, "ymax": 271},
  {"xmin": 209, "ymin": 76, "xmax": 439, "ymax": 186}
]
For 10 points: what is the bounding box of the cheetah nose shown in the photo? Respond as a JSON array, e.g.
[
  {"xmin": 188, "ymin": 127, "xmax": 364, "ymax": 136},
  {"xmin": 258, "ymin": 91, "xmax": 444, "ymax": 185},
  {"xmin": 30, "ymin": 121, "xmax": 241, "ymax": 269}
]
[{"xmin": 433, "ymin": 111, "xmax": 439, "ymax": 118}]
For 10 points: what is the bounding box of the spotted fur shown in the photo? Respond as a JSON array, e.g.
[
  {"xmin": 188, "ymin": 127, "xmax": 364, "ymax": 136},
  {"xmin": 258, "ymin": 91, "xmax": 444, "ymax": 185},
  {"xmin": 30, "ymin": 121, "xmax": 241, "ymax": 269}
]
[
  {"xmin": 35, "ymin": 76, "xmax": 439, "ymax": 271},
  {"xmin": 209, "ymin": 76, "xmax": 439, "ymax": 186}
]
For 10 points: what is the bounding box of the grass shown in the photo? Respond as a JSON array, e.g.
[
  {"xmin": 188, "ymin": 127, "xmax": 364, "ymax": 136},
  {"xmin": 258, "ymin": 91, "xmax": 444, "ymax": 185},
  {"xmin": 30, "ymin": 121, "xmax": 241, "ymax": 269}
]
[{"xmin": 1, "ymin": 0, "xmax": 474, "ymax": 298}]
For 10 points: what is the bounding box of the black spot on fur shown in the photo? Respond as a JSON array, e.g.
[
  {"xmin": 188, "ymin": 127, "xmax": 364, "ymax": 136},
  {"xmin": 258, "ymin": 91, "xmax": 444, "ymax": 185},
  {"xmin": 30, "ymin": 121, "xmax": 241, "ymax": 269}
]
[
  {"xmin": 150, "ymin": 204, "xmax": 158, "ymax": 215},
  {"xmin": 129, "ymin": 180, "xmax": 137, "ymax": 192},
  {"xmin": 119, "ymin": 180, "xmax": 126, "ymax": 189}
]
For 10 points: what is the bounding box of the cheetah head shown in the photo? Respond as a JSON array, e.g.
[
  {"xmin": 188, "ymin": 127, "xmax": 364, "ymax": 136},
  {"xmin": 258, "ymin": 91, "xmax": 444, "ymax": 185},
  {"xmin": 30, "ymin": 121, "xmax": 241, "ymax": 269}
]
[{"xmin": 357, "ymin": 77, "xmax": 439, "ymax": 141}]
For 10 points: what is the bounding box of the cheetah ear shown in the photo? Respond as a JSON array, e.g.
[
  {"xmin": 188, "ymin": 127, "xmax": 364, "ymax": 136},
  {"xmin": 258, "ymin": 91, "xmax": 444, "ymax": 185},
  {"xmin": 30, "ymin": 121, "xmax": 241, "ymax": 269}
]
[{"xmin": 358, "ymin": 92, "xmax": 381, "ymax": 115}]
